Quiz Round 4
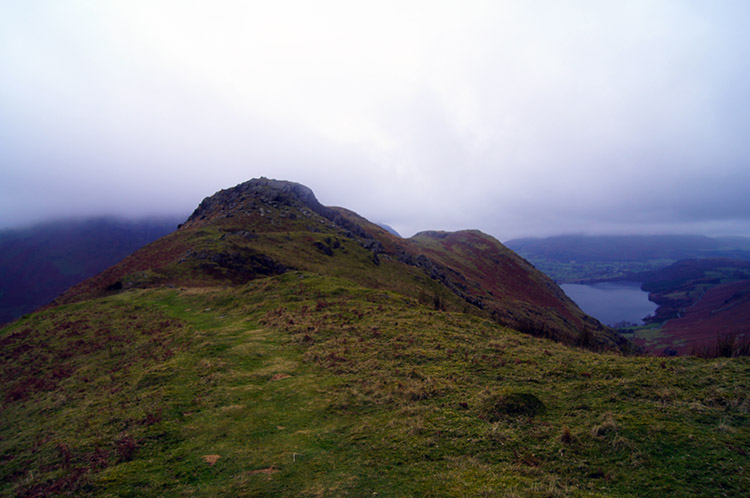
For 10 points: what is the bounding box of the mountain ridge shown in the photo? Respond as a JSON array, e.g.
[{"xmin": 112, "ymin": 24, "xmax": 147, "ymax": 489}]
[{"xmin": 53, "ymin": 178, "xmax": 629, "ymax": 352}]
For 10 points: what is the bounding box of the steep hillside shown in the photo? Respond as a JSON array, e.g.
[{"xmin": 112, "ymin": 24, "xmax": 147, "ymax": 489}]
[
  {"xmin": 54, "ymin": 178, "xmax": 627, "ymax": 352},
  {"xmin": 0, "ymin": 217, "xmax": 182, "ymax": 325},
  {"xmin": 408, "ymin": 230, "xmax": 624, "ymax": 350},
  {"xmin": 656, "ymin": 280, "xmax": 750, "ymax": 355},
  {"xmin": 624, "ymin": 259, "xmax": 750, "ymax": 355}
]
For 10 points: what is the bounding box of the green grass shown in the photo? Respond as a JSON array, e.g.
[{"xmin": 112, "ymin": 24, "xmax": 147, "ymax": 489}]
[{"xmin": 2, "ymin": 273, "xmax": 749, "ymax": 496}]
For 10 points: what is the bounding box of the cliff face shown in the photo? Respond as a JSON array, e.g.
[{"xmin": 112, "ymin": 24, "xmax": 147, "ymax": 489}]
[{"xmin": 55, "ymin": 177, "xmax": 633, "ymax": 352}]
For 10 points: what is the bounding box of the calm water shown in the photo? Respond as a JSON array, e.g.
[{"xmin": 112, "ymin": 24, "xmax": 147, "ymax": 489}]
[{"xmin": 560, "ymin": 281, "xmax": 657, "ymax": 326}]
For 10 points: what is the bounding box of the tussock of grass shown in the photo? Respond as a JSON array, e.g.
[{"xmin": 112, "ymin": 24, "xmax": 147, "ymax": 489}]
[{"xmin": 477, "ymin": 388, "xmax": 546, "ymax": 421}]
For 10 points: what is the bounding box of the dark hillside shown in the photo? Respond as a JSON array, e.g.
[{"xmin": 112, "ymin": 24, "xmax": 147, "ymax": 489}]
[
  {"xmin": 641, "ymin": 258, "xmax": 750, "ymax": 295},
  {"xmin": 656, "ymin": 280, "xmax": 750, "ymax": 355},
  {"xmin": 638, "ymin": 258, "xmax": 750, "ymax": 324},
  {"xmin": 0, "ymin": 217, "xmax": 181, "ymax": 325},
  {"xmin": 620, "ymin": 259, "xmax": 750, "ymax": 355}
]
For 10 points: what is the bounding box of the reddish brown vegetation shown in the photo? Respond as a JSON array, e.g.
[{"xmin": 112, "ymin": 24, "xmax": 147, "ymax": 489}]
[
  {"xmin": 406, "ymin": 230, "xmax": 623, "ymax": 350},
  {"xmin": 653, "ymin": 280, "xmax": 750, "ymax": 355},
  {"xmin": 49, "ymin": 230, "xmax": 195, "ymax": 306},
  {"xmin": 2, "ymin": 311, "xmax": 183, "ymax": 403}
]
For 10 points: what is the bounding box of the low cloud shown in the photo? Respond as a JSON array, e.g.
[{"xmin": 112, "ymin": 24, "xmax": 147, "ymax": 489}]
[{"xmin": 2, "ymin": 1, "xmax": 750, "ymax": 239}]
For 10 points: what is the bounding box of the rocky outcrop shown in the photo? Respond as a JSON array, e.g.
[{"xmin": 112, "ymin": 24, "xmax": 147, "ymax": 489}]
[
  {"xmin": 184, "ymin": 248, "xmax": 288, "ymax": 281},
  {"xmin": 396, "ymin": 251, "xmax": 484, "ymax": 309},
  {"xmin": 186, "ymin": 177, "xmax": 327, "ymax": 223}
]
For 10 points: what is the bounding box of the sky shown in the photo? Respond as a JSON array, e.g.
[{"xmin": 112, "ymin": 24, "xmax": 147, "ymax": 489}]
[{"xmin": 2, "ymin": 1, "xmax": 750, "ymax": 241}]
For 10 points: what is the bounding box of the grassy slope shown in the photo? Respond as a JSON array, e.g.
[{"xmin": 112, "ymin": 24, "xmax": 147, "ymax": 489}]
[
  {"xmin": 53, "ymin": 198, "xmax": 625, "ymax": 353},
  {"xmin": 408, "ymin": 231, "xmax": 626, "ymax": 351},
  {"xmin": 2, "ymin": 273, "xmax": 749, "ymax": 497}
]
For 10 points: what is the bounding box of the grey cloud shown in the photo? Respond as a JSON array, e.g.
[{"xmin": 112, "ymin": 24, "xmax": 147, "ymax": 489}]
[{"xmin": 1, "ymin": 1, "xmax": 750, "ymax": 240}]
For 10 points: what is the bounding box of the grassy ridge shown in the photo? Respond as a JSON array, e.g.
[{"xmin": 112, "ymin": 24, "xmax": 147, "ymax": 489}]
[
  {"xmin": 2, "ymin": 273, "xmax": 749, "ymax": 496},
  {"xmin": 55, "ymin": 208, "xmax": 626, "ymax": 353}
]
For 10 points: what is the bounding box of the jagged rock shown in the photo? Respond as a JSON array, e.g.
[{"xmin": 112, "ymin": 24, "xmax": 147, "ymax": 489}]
[
  {"xmin": 186, "ymin": 249, "xmax": 287, "ymax": 280},
  {"xmin": 314, "ymin": 241, "xmax": 334, "ymax": 256},
  {"xmin": 361, "ymin": 239, "xmax": 383, "ymax": 254}
]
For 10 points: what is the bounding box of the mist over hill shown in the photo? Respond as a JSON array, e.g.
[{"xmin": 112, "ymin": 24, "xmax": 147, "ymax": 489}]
[{"xmin": 0, "ymin": 216, "xmax": 183, "ymax": 325}]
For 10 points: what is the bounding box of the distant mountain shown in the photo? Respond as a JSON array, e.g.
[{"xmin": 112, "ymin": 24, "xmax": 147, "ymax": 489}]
[
  {"xmin": 505, "ymin": 234, "xmax": 750, "ymax": 282},
  {"xmin": 377, "ymin": 223, "xmax": 401, "ymax": 237},
  {"xmin": 0, "ymin": 216, "xmax": 182, "ymax": 325}
]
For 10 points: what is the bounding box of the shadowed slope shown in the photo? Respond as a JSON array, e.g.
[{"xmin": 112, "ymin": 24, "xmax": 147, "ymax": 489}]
[
  {"xmin": 407, "ymin": 230, "xmax": 627, "ymax": 350},
  {"xmin": 0, "ymin": 217, "xmax": 181, "ymax": 325}
]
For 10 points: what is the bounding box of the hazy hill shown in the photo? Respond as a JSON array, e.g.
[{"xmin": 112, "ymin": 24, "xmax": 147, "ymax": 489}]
[
  {"xmin": 505, "ymin": 234, "xmax": 750, "ymax": 282},
  {"xmin": 0, "ymin": 217, "xmax": 182, "ymax": 325},
  {"xmin": 2, "ymin": 179, "xmax": 748, "ymax": 497}
]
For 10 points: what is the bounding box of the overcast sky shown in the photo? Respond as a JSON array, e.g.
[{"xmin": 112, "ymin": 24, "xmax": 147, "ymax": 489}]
[{"xmin": 2, "ymin": 1, "xmax": 750, "ymax": 240}]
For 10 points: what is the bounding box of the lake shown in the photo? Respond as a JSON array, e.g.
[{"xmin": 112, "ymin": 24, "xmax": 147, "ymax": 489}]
[{"xmin": 560, "ymin": 281, "xmax": 657, "ymax": 327}]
